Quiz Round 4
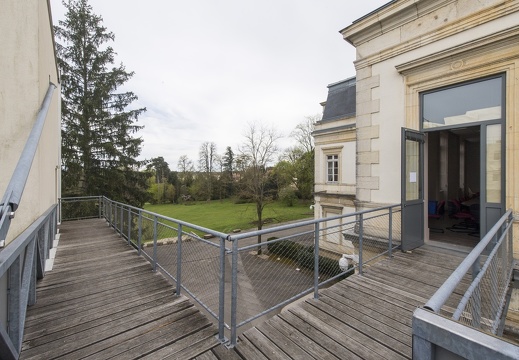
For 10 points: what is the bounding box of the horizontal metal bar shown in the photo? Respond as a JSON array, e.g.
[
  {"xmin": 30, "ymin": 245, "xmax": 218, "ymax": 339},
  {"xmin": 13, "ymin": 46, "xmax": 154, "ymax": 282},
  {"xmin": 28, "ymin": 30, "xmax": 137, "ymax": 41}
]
[
  {"xmin": 100, "ymin": 197, "xmax": 229, "ymax": 239},
  {"xmin": 1, "ymin": 83, "xmax": 56, "ymax": 211},
  {"xmin": 0, "ymin": 205, "xmax": 56, "ymax": 278},
  {"xmin": 228, "ymin": 204, "xmax": 401, "ymax": 241},
  {"xmin": 425, "ymin": 210, "xmax": 513, "ymax": 313},
  {"xmin": 453, "ymin": 219, "xmax": 513, "ymax": 322},
  {"xmin": 413, "ymin": 308, "xmax": 519, "ymax": 359}
]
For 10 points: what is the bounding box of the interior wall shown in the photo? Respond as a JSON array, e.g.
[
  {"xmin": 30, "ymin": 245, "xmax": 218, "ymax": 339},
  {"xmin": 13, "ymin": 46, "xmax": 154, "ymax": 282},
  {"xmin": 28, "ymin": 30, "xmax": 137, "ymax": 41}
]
[
  {"xmin": 428, "ymin": 132, "xmax": 441, "ymax": 201},
  {"xmin": 465, "ymin": 140, "xmax": 481, "ymax": 196},
  {"xmin": 448, "ymin": 133, "xmax": 461, "ymax": 200}
]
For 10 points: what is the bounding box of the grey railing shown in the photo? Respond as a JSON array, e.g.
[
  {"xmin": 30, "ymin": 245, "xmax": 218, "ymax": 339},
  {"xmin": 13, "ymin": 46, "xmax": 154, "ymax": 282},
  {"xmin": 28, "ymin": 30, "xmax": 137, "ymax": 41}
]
[
  {"xmin": 413, "ymin": 209, "xmax": 518, "ymax": 359},
  {"xmin": 0, "ymin": 206, "xmax": 57, "ymax": 360},
  {"xmin": 0, "ymin": 83, "xmax": 56, "ymax": 248},
  {"xmin": 0, "ymin": 82, "xmax": 58, "ymax": 360},
  {"xmin": 60, "ymin": 196, "xmax": 401, "ymax": 346}
]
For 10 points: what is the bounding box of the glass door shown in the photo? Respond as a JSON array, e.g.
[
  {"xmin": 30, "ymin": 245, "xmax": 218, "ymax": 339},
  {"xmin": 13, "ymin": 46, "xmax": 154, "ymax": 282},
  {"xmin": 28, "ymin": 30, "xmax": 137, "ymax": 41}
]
[{"xmin": 401, "ymin": 128, "xmax": 425, "ymax": 251}]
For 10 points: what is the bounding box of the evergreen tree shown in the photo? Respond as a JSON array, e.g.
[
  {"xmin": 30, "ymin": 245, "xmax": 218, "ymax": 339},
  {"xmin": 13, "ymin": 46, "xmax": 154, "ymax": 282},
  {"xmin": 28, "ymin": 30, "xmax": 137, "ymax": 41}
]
[
  {"xmin": 222, "ymin": 146, "xmax": 235, "ymax": 197},
  {"xmin": 55, "ymin": 0, "xmax": 148, "ymax": 206}
]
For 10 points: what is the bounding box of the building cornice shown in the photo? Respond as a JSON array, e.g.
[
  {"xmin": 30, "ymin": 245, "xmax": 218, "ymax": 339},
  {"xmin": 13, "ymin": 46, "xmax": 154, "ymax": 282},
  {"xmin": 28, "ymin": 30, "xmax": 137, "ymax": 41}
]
[
  {"xmin": 341, "ymin": 0, "xmax": 456, "ymax": 46},
  {"xmin": 343, "ymin": 0, "xmax": 519, "ymax": 69},
  {"xmin": 395, "ymin": 25, "xmax": 519, "ymax": 76}
]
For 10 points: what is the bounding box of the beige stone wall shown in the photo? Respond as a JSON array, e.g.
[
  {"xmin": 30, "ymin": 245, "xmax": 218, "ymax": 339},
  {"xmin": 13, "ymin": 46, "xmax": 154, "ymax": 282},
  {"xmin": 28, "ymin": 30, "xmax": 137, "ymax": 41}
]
[
  {"xmin": 0, "ymin": 0, "xmax": 61, "ymax": 244},
  {"xmin": 341, "ymin": 0, "xmax": 519, "ymax": 255}
]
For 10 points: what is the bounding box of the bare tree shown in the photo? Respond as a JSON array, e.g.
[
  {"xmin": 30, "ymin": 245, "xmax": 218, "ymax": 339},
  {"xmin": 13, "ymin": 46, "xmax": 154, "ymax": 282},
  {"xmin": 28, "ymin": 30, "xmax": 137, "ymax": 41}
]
[
  {"xmin": 239, "ymin": 122, "xmax": 282, "ymax": 254},
  {"xmin": 177, "ymin": 155, "xmax": 194, "ymax": 199},
  {"xmin": 290, "ymin": 114, "xmax": 318, "ymax": 153},
  {"xmin": 198, "ymin": 142, "xmax": 217, "ymax": 200}
]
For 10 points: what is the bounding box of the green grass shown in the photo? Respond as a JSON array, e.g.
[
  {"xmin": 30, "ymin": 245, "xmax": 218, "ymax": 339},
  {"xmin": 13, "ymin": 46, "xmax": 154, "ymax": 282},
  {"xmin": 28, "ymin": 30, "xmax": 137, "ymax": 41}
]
[{"xmin": 144, "ymin": 199, "xmax": 313, "ymax": 234}]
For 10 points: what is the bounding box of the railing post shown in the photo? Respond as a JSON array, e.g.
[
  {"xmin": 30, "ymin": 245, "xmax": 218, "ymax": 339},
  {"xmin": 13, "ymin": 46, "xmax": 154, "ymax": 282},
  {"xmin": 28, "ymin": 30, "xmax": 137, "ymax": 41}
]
[
  {"xmin": 119, "ymin": 205, "xmax": 123, "ymax": 237},
  {"xmin": 152, "ymin": 215, "xmax": 158, "ymax": 272},
  {"xmin": 8, "ymin": 256, "xmax": 21, "ymax": 352},
  {"xmin": 58, "ymin": 198, "xmax": 62, "ymax": 224},
  {"xmin": 138, "ymin": 210, "xmax": 142, "ymax": 255},
  {"xmin": 359, "ymin": 213, "xmax": 364, "ymax": 275},
  {"xmin": 176, "ymin": 224, "xmax": 182, "ymax": 296},
  {"xmin": 313, "ymin": 222, "xmax": 320, "ymax": 300},
  {"xmin": 127, "ymin": 207, "xmax": 131, "ymax": 246},
  {"xmin": 114, "ymin": 204, "xmax": 117, "ymax": 231},
  {"xmin": 388, "ymin": 207, "xmax": 393, "ymax": 258},
  {"xmin": 218, "ymin": 236, "xmax": 226, "ymax": 343},
  {"xmin": 230, "ymin": 238, "xmax": 238, "ymax": 347},
  {"xmin": 98, "ymin": 196, "xmax": 102, "ymax": 218}
]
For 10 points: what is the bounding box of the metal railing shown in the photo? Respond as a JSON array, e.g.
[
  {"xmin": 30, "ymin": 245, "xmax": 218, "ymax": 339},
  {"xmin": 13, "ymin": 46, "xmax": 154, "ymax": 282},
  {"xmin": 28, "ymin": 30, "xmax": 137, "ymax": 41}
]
[
  {"xmin": 0, "ymin": 206, "xmax": 57, "ymax": 360},
  {"xmin": 60, "ymin": 196, "xmax": 401, "ymax": 346},
  {"xmin": 413, "ymin": 209, "xmax": 518, "ymax": 359},
  {"xmin": 0, "ymin": 83, "xmax": 56, "ymax": 247},
  {"xmin": 0, "ymin": 82, "xmax": 58, "ymax": 360}
]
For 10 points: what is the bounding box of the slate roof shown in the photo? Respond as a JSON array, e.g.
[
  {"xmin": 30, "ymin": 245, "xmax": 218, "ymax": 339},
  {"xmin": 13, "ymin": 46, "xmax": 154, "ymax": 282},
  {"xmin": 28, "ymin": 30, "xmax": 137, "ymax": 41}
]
[{"xmin": 321, "ymin": 77, "xmax": 356, "ymax": 122}]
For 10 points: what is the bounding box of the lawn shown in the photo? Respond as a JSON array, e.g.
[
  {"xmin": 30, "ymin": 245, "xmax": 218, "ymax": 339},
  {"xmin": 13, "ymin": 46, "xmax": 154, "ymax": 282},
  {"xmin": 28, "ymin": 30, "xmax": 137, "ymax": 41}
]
[{"xmin": 144, "ymin": 199, "xmax": 314, "ymax": 233}]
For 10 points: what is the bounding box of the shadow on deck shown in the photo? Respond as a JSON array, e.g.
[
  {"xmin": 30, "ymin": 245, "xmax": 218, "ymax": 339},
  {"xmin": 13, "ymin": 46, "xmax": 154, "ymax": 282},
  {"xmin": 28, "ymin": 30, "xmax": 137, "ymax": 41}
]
[{"xmin": 21, "ymin": 218, "xmax": 470, "ymax": 359}]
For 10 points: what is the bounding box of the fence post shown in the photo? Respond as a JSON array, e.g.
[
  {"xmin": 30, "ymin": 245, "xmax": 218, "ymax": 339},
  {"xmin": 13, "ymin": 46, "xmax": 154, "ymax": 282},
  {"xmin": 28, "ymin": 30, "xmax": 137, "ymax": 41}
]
[
  {"xmin": 138, "ymin": 210, "xmax": 142, "ymax": 256},
  {"xmin": 119, "ymin": 205, "xmax": 123, "ymax": 237},
  {"xmin": 218, "ymin": 236, "xmax": 226, "ymax": 343},
  {"xmin": 98, "ymin": 196, "xmax": 102, "ymax": 218},
  {"xmin": 127, "ymin": 207, "xmax": 131, "ymax": 246},
  {"xmin": 153, "ymin": 215, "xmax": 158, "ymax": 272},
  {"xmin": 8, "ymin": 256, "xmax": 21, "ymax": 352},
  {"xmin": 389, "ymin": 207, "xmax": 393, "ymax": 258},
  {"xmin": 359, "ymin": 213, "xmax": 364, "ymax": 275},
  {"xmin": 114, "ymin": 204, "xmax": 117, "ymax": 231},
  {"xmin": 230, "ymin": 238, "xmax": 238, "ymax": 347},
  {"xmin": 314, "ymin": 222, "xmax": 320, "ymax": 300},
  {"xmin": 176, "ymin": 224, "xmax": 182, "ymax": 296}
]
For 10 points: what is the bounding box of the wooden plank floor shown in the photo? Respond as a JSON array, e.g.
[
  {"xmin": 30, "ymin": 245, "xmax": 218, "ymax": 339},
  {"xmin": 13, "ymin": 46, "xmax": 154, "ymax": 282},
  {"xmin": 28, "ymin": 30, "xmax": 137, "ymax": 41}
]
[
  {"xmin": 20, "ymin": 218, "xmax": 219, "ymax": 360},
  {"xmin": 228, "ymin": 246, "xmax": 468, "ymax": 360},
  {"xmin": 21, "ymin": 218, "xmax": 470, "ymax": 360}
]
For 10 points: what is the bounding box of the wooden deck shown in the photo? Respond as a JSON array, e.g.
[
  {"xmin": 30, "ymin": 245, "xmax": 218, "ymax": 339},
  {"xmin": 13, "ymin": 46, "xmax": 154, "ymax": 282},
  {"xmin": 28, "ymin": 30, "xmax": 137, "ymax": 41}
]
[
  {"xmin": 229, "ymin": 246, "xmax": 468, "ymax": 360},
  {"xmin": 21, "ymin": 218, "xmax": 469, "ymax": 359},
  {"xmin": 20, "ymin": 219, "xmax": 219, "ymax": 360}
]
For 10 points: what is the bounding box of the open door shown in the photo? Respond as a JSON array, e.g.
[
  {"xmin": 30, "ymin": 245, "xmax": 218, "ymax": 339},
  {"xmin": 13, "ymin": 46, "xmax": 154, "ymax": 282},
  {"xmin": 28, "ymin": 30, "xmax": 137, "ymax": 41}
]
[{"xmin": 401, "ymin": 128, "xmax": 425, "ymax": 251}]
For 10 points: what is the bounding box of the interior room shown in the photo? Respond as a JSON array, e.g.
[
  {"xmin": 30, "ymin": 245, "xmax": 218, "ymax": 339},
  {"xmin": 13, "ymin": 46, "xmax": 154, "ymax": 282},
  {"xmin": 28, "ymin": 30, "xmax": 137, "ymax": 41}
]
[{"xmin": 427, "ymin": 127, "xmax": 481, "ymax": 248}]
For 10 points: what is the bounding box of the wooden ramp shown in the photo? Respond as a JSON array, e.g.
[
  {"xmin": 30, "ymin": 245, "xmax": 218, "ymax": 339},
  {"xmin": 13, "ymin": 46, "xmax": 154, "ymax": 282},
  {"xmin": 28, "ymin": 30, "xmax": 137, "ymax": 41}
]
[
  {"xmin": 228, "ymin": 246, "xmax": 468, "ymax": 360},
  {"xmin": 20, "ymin": 218, "xmax": 219, "ymax": 360}
]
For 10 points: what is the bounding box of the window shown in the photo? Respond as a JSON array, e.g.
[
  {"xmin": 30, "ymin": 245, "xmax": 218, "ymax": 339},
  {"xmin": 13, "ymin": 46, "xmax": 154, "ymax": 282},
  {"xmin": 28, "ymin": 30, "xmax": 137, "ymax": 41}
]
[
  {"xmin": 421, "ymin": 75, "xmax": 503, "ymax": 129},
  {"xmin": 327, "ymin": 155, "xmax": 339, "ymax": 182}
]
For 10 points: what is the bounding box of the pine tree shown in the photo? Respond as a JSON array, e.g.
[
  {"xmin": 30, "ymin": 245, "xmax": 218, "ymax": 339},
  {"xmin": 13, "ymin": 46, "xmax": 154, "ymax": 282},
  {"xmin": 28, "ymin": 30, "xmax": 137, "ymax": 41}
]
[{"xmin": 55, "ymin": 0, "xmax": 148, "ymax": 206}]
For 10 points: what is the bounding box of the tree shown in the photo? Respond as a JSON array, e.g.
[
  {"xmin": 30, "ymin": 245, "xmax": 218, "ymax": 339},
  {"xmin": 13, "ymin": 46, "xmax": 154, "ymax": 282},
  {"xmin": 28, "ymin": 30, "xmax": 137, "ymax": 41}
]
[
  {"xmin": 239, "ymin": 123, "xmax": 281, "ymax": 254},
  {"xmin": 177, "ymin": 155, "xmax": 194, "ymax": 200},
  {"xmin": 291, "ymin": 114, "xmax": 317, "ymax": 153},
  {"xmin": 147, "ymin": 157, "xmax": 170, "ymax": 184},
  {"xmin": 146, "ymin": 157, "xmax": 172, "ymax": 204},
  {"xmin": 280, "ymin": 116, "xmax": 317, "ymax": 200},
  {"xmin": 198, "ymin": 142, "xmax": 217, "ymax": 200},
  {"xmin": 55, "ymin": 0, "xmax": 148, "ymax": 206},
  {"xmin": 222, "ymin": 146, "xmax": 235, "ymax": 197}
]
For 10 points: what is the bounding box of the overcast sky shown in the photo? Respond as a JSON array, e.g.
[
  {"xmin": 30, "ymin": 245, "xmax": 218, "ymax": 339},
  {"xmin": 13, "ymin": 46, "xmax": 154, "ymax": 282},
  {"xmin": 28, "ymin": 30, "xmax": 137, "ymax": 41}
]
[{"xmin": 50, "ymin": 0, "xmax": 389, "ymax": 170}]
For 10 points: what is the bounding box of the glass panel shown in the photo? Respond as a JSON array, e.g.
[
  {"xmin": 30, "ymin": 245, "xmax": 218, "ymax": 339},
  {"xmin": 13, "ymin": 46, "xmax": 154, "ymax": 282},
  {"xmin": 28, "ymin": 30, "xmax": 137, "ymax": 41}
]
[
  {"xmin": 423, "ymin": 77, "xmax": 502, "ymax": 129},
  {"xmin": 406, "ymin": 140, "xmax": 420, "ymax": 201},
  {"xmin": 486, "ymin": 124, "xmax": 501, "ymax": 203}
]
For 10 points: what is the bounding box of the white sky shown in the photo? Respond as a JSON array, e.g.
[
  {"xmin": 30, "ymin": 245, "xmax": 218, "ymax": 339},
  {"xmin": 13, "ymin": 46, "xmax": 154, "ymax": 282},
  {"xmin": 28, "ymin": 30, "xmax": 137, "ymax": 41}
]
[{"xmin": 50, "ymin": 0, "xmax": 389, "ymax": 170}]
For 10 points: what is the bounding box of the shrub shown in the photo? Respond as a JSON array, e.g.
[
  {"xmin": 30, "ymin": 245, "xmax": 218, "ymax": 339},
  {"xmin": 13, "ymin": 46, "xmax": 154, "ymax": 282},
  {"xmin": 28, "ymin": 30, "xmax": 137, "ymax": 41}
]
[
  {"xmin": 267, "ymin": 239, "xmax": 353, "ymax": 279},
  {"xmin": 279, "ymin": 186, "xmax": 298, "ymax": 207},
  {"xmin": 267, "ymin": 239, "xmax": 305, "ymax": 261}
]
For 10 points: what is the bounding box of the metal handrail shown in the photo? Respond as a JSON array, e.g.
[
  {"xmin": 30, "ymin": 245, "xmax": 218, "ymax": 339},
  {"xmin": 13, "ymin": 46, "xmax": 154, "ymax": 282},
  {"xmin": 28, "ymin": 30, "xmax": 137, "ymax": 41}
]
[
  {"xmin": 60, "ymin": 196, "xmax": 402, "ymax": 347},
  {"xmin": 0, "ymin": 82, "xmax": 56, "ymax": 247},
  {"xmin": 424, "ymin": 209, "xmax": 513, "ymax": 313}
]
